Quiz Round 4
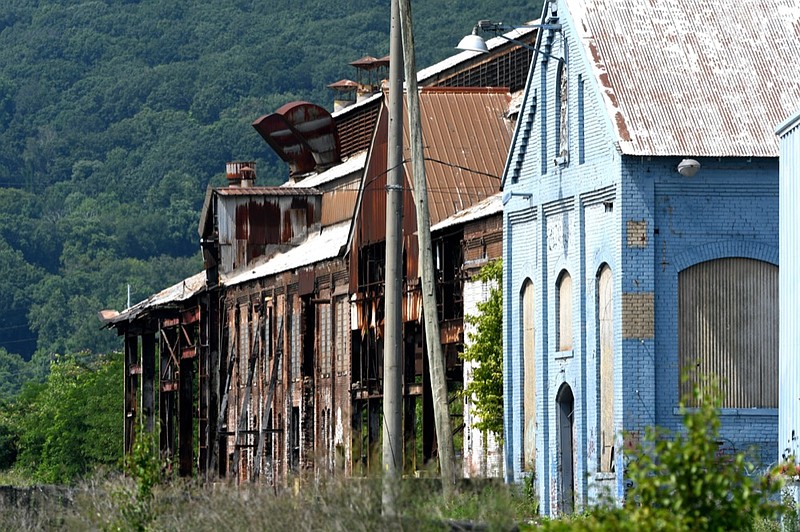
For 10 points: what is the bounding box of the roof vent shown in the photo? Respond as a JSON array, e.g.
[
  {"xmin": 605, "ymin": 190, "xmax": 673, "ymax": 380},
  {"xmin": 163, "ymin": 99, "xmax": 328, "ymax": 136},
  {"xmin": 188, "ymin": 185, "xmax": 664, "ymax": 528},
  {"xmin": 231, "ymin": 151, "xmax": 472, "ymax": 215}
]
[
  {"xmin": 350, "ymin": 55, "xmax": 390, "ymax": 102},
  {"xmin": 328, "ymin": 79, "xmax": 359, "ymax": 112},
  {"xmin": 226, "ymin": 161, "xmax": 257, "ymax": 187}
]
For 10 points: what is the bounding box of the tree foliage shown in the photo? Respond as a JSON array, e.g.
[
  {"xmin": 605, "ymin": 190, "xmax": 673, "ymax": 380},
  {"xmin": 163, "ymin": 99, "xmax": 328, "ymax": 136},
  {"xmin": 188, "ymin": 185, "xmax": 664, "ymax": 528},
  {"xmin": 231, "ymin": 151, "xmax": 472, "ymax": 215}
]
[
  {"xmin": 461, "ymin": 260, "xmax": 503, "ymax": 437},
  {"xmin": 0, "ymin": 0, "xmax": 541, "ymax": 364},
  {"xmin": 11, "ymin": 352, "xmax": 123, "ymax": 484}
]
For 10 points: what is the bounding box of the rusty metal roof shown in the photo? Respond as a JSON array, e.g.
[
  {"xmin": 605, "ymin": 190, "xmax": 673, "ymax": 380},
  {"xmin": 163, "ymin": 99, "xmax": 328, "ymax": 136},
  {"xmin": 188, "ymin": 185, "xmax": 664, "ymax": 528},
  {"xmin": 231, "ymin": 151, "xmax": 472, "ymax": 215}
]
[
  {"xmin": 405, "ymin": 88, "xmax": 512, "ymax": 226},
  {"xmin": 222, "ymin": 221, "xmax": 350, "ymax": 287},
  {"xmin": 214, "ymin": 186, "xmax": 320, "ymax": 196},
  {"xmin": 568, "ymin": 0, "xmax": 800, "ymax": 157},
  {"xmin": 327, "ymin": 79, "xmax": 359, "ymax": 90},
  {"xmin": 252, "ymin": 102, "xmax": 341, "ymax": 175}
]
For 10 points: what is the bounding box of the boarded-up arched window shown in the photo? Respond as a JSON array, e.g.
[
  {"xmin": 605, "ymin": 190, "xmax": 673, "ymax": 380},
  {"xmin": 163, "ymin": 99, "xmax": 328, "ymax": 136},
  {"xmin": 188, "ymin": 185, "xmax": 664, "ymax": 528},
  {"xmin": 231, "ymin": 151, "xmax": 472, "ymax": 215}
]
[
  {"xmin": 679, "ymin": 258, "xmax": 778, "ymax": 408},
  {"xmin": 558, "ymin": 271, "xmax": 573, "ymax": 351},
  {"xmin": 522, "ymin": 280, "xmax": 536, "ymax": 471},
  {"xmin": 597, "ymin": 265, "xmax": 614, "ymax": 472}
]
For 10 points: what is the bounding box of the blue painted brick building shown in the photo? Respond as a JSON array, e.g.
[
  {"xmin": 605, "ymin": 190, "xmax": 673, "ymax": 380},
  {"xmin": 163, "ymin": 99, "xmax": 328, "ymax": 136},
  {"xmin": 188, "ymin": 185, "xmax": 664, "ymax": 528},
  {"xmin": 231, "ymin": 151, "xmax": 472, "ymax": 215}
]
[{"xmin": 501, "ymin": 0, "xmax": 800, "ymax": 516}]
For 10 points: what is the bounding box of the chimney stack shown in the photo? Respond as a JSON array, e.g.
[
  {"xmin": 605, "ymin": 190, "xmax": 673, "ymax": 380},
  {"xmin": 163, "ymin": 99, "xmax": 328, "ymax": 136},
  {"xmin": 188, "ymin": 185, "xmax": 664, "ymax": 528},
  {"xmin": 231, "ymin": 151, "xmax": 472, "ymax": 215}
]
[{"xmin": 226, "ymin": 161, "xmax": 257, "ymax": 187}]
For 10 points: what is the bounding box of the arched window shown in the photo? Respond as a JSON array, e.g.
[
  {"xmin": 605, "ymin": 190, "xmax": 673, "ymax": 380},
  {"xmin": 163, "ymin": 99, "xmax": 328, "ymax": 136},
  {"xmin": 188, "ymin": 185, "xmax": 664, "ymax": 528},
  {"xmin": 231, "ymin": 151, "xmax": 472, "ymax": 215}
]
[
  {"xmin": 557, "ymin": 270, "xmax": 573, "ymax": 351},
  {"xmin": 679, "ymin": 258, "xmax": 778, "ymax": 407},
  {"xmin": 522, "ymin": 280, "xmax": 536, "ymax": 471},
  {"xmin": 597, "ymin": 265, "xmax": 614, "ymax": 472}
]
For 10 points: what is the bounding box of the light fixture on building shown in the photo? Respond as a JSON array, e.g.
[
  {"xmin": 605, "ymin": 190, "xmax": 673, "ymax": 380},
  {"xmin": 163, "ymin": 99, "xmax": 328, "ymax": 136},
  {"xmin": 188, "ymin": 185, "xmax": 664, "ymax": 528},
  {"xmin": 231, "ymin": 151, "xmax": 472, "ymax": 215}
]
[
  {"xmin": 457, "ymin": 20, "xmax": 562, "ymax": 55},
  {"xmin": 502, "ymin": 190, "xmax": 533, "ymax": 205},
  {"xmin": 677, "ymin": 158, "xmax": 701, "ymax": 177}
]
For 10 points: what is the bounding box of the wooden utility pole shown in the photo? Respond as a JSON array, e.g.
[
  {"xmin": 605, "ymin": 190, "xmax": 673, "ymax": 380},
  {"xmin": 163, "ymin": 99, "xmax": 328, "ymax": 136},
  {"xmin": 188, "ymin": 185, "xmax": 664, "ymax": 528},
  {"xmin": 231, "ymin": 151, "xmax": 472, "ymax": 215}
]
[
  {"xmin": 398, "ymin": 0, "xmax": 457, "ymax": 495},
  {"xmin": 382, "ymin": 0, "xmax": 404, "ymax": 515}
]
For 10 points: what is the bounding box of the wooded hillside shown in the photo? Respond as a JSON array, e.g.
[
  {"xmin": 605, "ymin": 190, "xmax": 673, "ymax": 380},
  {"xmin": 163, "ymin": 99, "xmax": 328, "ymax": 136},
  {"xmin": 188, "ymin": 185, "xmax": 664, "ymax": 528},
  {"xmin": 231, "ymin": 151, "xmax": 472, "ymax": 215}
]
[{"xmin": 0, "ymin": 0, "xmax": 538, "ymax": 388}]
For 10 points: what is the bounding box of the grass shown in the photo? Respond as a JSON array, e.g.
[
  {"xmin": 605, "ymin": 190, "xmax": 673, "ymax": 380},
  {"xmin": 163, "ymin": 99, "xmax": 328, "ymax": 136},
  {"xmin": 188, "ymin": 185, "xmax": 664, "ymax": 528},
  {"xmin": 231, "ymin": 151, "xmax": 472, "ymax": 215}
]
[{"xmin": 0, "ymin": 473, "xmax": 538, "ymax": 531}]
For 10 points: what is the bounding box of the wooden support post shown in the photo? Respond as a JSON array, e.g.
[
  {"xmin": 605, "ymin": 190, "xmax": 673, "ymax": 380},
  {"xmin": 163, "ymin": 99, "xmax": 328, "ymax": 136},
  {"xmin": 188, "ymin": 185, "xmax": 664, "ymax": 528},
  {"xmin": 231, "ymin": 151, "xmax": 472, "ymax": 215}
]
[
  {"xmin": 159, "ymin": 328, "xmax": 175, "ymax": 463},
  {"xmin": 398, "ymin": 0, "xmax": 457, "ymax": 493}
]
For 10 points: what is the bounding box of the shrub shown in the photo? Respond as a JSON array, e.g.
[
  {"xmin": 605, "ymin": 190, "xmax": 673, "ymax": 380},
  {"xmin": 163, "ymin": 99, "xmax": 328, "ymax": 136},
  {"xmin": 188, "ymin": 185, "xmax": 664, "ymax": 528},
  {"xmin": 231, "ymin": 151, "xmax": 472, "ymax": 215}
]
[{"xmin": 537, "ymin": 380, "xmax": 783, "ymax": 531}]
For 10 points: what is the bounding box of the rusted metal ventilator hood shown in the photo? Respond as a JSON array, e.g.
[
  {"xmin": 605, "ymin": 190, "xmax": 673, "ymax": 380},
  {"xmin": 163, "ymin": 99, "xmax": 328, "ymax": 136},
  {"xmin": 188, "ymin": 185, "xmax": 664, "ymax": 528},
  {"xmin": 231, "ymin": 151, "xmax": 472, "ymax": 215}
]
[{"xmin": 252, "ymin": 101, "xmax": 342, "ymax": 177}]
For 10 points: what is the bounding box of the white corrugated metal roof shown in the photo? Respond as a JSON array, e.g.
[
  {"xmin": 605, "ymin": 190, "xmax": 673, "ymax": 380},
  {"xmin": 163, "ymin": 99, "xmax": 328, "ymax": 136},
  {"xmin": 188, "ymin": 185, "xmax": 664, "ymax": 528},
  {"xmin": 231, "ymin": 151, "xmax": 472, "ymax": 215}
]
[
  {"xmin": 431, "ymin": 193, "xmax": 503, "ymax": 233},
  {"xmin": 282, "ymin": 151, "xmax": 367, "ymax": 189},
  {"xmin": 222, "ymin": 221, "xmax": 350, "ymax": 287},
  {"xmin": 104, "ymin": 271, "xmax": 206, "ymax": 324},
  {"xmin": 567, "ymin": 0, "xmax": 800, "ymax": 157}
]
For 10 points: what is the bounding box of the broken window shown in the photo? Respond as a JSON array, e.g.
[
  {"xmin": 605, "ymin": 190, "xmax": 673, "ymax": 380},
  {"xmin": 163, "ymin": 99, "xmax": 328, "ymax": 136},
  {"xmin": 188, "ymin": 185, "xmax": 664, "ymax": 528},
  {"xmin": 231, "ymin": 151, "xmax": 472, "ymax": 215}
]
[
  {"xmin": 334, "ymin": 295, "xmax": 348, "ymax": 375},
  {"xmin": 290, "ymin": 299, "xmax": 300, "ymax": 382},
  {"xmin": 319, "ymin": 302, "xmax": 332, "ymax": 377}
]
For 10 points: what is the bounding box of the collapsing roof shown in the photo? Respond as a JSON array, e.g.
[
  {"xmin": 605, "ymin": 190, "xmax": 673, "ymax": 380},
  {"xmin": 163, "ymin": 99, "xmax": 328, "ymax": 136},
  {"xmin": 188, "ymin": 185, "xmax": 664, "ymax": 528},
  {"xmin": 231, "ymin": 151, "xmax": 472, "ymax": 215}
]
[
  {"xmin": 565, "ymin": 0, "xmax": 800, "ymax": 157},
  {"xmin": 101, "ymin": 271, "xmax": 207, "ymax": 326}
]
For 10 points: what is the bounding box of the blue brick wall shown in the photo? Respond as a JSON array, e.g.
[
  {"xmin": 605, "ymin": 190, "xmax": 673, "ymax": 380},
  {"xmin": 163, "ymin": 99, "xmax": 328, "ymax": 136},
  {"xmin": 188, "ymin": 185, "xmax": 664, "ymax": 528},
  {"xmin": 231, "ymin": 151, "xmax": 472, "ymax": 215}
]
[
  {"xmin": 646, "ymin": 157, "xmax": 779, "ymax": 467},
  {"xmin": 502, "ymin": 0, "xmax": 780, "ymax": 516},
  {"xmin": 503, "ymin": 1, "xmax": 624, "ymax": 512}
]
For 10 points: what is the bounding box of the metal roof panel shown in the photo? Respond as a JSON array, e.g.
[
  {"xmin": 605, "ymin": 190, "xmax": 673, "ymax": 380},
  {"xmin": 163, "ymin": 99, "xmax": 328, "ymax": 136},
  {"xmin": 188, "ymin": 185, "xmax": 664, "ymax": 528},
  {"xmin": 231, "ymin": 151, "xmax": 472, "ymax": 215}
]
[{"xmin": 567, "ymin": 0, "xmax": 800, "ymax": 157}]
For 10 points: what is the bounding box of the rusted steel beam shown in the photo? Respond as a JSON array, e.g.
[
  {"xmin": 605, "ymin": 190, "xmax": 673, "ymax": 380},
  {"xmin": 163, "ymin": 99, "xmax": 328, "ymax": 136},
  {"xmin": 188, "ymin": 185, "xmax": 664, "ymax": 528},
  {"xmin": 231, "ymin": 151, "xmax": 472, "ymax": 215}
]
[
  {"xmin": 142, "ymin": 333, "xmax": 156, "ymax": 434},
  {"xmin": 182, "ymin": 307, "xmax": 200, "ymax": 324},
  {"xmin": 123, "ymin": 334, "xmax": 139, "ymax": 455},
  {"xmin": 181, "ymin": 346, "xmax": 197, "ymax": 359},
  {"xmin": 231, "ymin": 313, "xmax": 263, "ymax": 481},
  {"xmin": 178, "ymin": 357, "xmax": 194, "ymax": 476},
  {"xmin": 210, "ymin": 310, "xmax": 237, "ymax": 477},
  {"xmin": 254, "ymin": 316, "xmax": 283, "ymax": 481}
]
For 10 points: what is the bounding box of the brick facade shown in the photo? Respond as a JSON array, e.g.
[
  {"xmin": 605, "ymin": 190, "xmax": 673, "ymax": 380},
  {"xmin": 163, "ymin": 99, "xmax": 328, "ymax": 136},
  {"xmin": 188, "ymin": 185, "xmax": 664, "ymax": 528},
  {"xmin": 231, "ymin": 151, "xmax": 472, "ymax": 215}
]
[{"xmin": 503, "ymin": 1, "xmax": 779, "ymax": 515}]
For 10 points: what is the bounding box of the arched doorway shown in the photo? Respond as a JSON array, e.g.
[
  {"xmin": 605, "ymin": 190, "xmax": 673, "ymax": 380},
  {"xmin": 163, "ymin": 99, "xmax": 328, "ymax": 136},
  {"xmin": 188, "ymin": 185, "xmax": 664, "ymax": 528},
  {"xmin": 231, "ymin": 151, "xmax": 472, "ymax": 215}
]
[{"xmin": 556, "ymin": 383, "xmax": 575, "ymax": 514}]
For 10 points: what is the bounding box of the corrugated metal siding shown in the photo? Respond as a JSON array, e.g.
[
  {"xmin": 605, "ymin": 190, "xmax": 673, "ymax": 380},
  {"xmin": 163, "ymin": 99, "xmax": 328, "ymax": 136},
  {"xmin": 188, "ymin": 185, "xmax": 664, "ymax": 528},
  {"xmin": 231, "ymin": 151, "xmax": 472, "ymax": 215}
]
[
  {"xmin": 679, "ymin": 258, "xmax": 778, "ymax": 408},
  {"xmin": 568, "ymin": 0, "xmax": 800, "ymax": 157},
  {"xmin": 779, "ymin": 111, "xmax": 800, "ymax": 460},
  {"xmin": 321, "ymin": 188, "xmax": 359, "ymax": 226},
  {"xmin": 217, "ymin": 194, "xmax": 320, "ymax": 272}
]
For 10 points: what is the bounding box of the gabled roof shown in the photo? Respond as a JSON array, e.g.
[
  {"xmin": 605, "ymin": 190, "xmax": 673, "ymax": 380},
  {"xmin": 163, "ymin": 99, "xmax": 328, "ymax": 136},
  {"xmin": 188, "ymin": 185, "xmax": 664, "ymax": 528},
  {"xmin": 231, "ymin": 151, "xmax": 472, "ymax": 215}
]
[{"xmin": 567, "ymin": 0, "xmax": 800, "ymax": 157}]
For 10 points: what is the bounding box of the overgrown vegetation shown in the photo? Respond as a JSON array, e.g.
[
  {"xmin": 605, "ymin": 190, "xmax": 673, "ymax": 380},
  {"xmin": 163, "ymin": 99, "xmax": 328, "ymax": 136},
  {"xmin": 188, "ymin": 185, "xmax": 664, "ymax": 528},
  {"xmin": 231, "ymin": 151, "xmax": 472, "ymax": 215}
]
[
  {"xmin": 0, "ymin": 0, "xmax": 543, "ymax": 482},
  {"xmin": 461, "ymin": 259, "xmax": 503, "ymax": 436},
  {"xmin": 536, "ymin": 381, "xmax": 786, "ymax": 531},
  {"xmin": 0, "ymin": 475, "xmax": 536, "ymax": 531},
  {"xmin": 0, "ymin": 353, "xmax": 122, "ymax": 484}
]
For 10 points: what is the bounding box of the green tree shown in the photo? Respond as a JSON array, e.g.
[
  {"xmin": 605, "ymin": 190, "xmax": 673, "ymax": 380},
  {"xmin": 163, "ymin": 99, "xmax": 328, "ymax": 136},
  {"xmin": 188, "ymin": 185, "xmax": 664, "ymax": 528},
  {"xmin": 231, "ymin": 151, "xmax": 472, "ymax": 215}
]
[
  {"xmin": 460, "ymin": 259, "xmax": 503, "ymax": 437},
  {"xmin": 14, "ymin": 352, "xmax": 123, "ymax": 483}
]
